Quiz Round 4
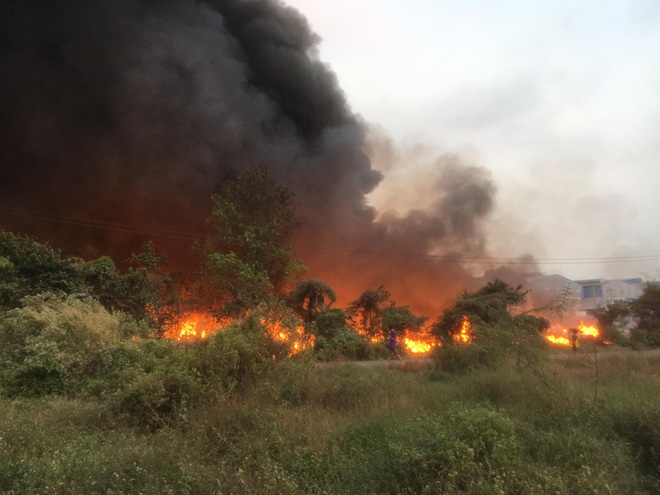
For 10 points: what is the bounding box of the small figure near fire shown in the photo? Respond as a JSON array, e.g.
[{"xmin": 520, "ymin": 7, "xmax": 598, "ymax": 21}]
[
  {"xmin": 570, "ymin": 327, "xmax": 580, "ymax": 352},
  {"xmin": 388, "ymin": 328, "xmax": 402, "ymax": 363}
]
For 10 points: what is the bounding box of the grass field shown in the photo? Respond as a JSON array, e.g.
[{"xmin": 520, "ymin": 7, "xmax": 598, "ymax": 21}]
[{"xmin": 1, "ymin": 344, "xmax": 658, "ymax": 494}]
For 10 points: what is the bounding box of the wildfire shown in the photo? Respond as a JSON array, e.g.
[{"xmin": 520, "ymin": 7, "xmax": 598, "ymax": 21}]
[
  {"xmin": 162, "ymin": 312, "xmax": 313, "ymax": 355},
  {"xmin": 404, "ymin": 330, "xmax": 439, "ymax": 354},
  {"xmin": 454, "ymin": 315, "xmax": 474, "ymax": 344},
  {"xmin": 544, "ymin": 321, "xmax": 604, "ymax": 347},
  {"xmin": 262, "ymin": 317, "xmax": 314, "ymax": 355},
  {"xmin": 163, "ymin": 313, "xmax": 218, "ymax": 341}
]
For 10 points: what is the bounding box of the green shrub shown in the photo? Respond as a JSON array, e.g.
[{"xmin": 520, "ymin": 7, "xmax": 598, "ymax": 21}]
[
  {"xmin": 308, "ymin": 364, "xmax": 388, "ymax": 412},
  {"xmin": 313, "ymin": 329, "xmax": 370, "ymax": 361},
  {"xmin": 334, "ymin": 405, "xmax": 520, "ymax": 494},
  {"xmin": 434, "ymin": 343, "xmax": 499, "ymax": 374},
  {"xmin": 0, "ymin": 294, "xmax": 137, "ymax": 397},
  {"xmin": 0, "ymin": 397, "xmax": 196, "ymax": 494},
  {"xmin": 97, "ymin": 321, "xmax": 281, "ymax": 429},
  {"xmin": 610, "ymin": 404, "xmax": 660, "ymax": 481}
]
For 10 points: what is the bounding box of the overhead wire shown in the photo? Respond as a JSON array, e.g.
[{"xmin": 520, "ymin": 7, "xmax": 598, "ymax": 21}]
[{"xmin": 1, "ymin": 205, "xmax": 659, "ymax": 266}]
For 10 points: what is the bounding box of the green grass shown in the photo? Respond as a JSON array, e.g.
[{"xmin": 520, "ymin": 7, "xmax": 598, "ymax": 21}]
[{"xmin": 0, "ymin": 350, "xmax": 658, "ymax": 494}]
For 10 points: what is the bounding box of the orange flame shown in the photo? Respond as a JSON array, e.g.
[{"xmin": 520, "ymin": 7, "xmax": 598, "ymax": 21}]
[
  {"xmin": 544, "ymin": 321, "xmax": 604, "ymax": 346},
  {"xmin": 261, "ymin": 317, "xmax": 314, "ymax": 355},
  {"xmin": 404, "ymin": 329, "xmax": 440, "ymax": 354},
  {"xmin": 454, "ymin": 315, "xmax": 474, "ymax": 344},
  {"xmin": 163, "ymin": 313, "xmax": 218, "ymax": 341}
]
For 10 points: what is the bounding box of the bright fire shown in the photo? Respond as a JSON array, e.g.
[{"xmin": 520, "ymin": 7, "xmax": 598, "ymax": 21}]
[
  {"xmin": 163, "ymin": 312, "xmax": 314, "ymax": 355},
  {"xmin": 261, "ymin": 317, "xmax": 314, "ymax": 355},
  {"xmin": 404, "ymin": 330, "xmax": 439, "ymax": 354},
  {"xmin": 544, "ymin": 321, "xmax": 604, "ymax": 347},
  {"xmin": 163, "ymin": 313, "xmax": 218, "ymax": 341},
  {"xmin": 454, "ymin": 315, "xmax": 474, "ymax": 344}
]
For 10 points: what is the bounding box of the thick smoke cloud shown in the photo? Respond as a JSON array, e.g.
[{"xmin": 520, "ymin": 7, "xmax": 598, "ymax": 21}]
[{"xmin": 0, "ymin": 0, "xmax": 504, "ymax": 318}]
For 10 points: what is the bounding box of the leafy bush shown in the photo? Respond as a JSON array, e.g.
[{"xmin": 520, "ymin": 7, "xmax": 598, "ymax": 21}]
[
  {"xmin": 0, "ymin": 295, "xmax": 284, "ymax": 429},
  {"xmin": 0, "ymin": 293, "xmax": 142, "ymax": 397},
  {"xmin": 97, "ymin": 316, "xmax": 282, "ymax": 429},
  {"xmin": 334, "ymin": 405, "xmax": 521, "ymax": 494},
  {"xmin": 609, "ymin": 402, "xmax": 660, "ymax": 482},
  {"xmin": 0, "ymin": 231, "xmax": 85, "ymax": 311},
  {"xmin": 434, "ymin": 343, "xmax": 499, "ymax": 374},
  {"xmin": 313, "ymin": 329, "xmax": 370, "ymax": 361}
]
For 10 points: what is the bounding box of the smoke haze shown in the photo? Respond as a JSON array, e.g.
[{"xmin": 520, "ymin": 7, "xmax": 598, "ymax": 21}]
[{"xmin": 0, "ymin": 0, "xmax": 514, "ymax": 318}]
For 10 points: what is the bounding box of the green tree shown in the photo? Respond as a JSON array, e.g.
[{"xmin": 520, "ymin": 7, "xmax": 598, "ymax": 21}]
[
  {"xmin": 121, "ymin": 242, "xmax": 182, "ymax": 336},
  {"xmin": 382, "ymin": 306, "xmax": 428, "ymax": 335},
  {"xmin": 592, "ymin": 301, "xmax": 632, "ymax": 346},
  {"xmin": 629, "ymin": 282, "xmax": 660, "ymax": 347},
  {"xmin": 311, "ymin": 308, "xmax": 370, "ymax": 361},
  {"xmin": 432, "ymin": 279, "xmax": 536, "ymax": 344},
  {"xmin": 347, "ymin": 286, "xmax": 391, "ymax": 338},
  {"xmin": 288, "ymin": 279, "xmax": 336, "ymax": 326},
  {"xmin": 80, "ymin": 256, "xmax": 123, "ymax": 310},
  {"xmin": 0, "ymin": 230, "xmax": 85, "ymax": 311},
  {"xmin": 432, "ymin": 279, "xmax": 549, "ymax": 374},
  {"xmin": 313, "ymin": 308, "xmax": 349, "ymax": 339},
  {"xmin": 202, "ymin": 167, "xmax": 306, "ymax": 318}
]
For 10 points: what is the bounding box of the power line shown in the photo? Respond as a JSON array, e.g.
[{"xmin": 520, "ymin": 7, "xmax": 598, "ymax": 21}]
[
  {"xmin": 0, "ymin": 206, "xmax": 205, "ymax": 241},
  {"xmin": 297, "ymin": 248, "xmax": 660, "ymax": 265},
  {"xmin": 1, "ymin": 205, "xmax": 659, "ymax": 266}
]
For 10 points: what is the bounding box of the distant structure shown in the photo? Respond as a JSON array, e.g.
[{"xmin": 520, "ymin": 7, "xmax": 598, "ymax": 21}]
[
  {"xmin": 572, "ymin": 278, "xmax": 644, "ymax": 312},
  {"xmin": 523, "ymin": 275, "xmax": 644, "ymax": 318}
]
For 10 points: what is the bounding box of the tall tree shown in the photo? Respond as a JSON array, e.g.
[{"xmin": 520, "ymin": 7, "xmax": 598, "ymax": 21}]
[
  {"xmin": 629, "ymin": 281, "xmax": 660, "ymax": 347},
  {"xmin": 288, "ymin": 279, "xmax": 336, "ymax": 326},
  {"xmin": 347, "ymin": 286, "xmax": 391, "ymax": 338},
  {"xmin": 382, "ymin": 306, "xmax": 428, "ymax": 335},
  {"xmin": 0, "ymin": 230, "xmax": 84, "ymax": 311},
  {"xmin": 202, "ymin": 167, "xmax": 306, "ymax": 318},
  {"xmin": 123, "ymin": 242, "xmax": 181, "ymax": 336},
  {"xmin": 432, "ymin": 279, "xmax": 547, "ymax": 344}
]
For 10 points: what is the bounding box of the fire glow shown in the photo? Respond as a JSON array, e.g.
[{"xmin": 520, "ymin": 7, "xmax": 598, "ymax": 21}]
[
  {"xmin": 163, "ymin": 312, "xmax": 313, "ymax": 355},
  {"xmin": 163, "ymin": 313, "xmax": 217, "ymax": 341},
  {"xmin": 261, "ymin": 317, "xmax": 314, "ymax": 355},
  {"xmin": 544, "ymin": 321, "xmax": 603, "ymax": 347},
  {"xmin": 404, "ymin": 330, "xmax": 438, "ymax": 354},
  {"xmin": 454, "ymin": 315, "xmax": 474, "ymax": 344}
]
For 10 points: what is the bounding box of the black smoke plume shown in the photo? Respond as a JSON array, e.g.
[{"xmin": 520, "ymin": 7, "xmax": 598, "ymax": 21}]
[{"xmin": 0, "ymin": 0, "xmax": 504, "ymax": 317}]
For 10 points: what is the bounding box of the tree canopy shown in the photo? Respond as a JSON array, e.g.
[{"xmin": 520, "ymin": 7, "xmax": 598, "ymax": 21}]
[
  {"xmin": 0, "ymin": 230, "xmax": 85, "ymax": 310},
  {"xmin": 288, "ymin": 279, "xmax": 336, "ymax": 325},
  {"xmin": 201, "ymin": 167, "xmax": 306, "ymax": 318},
  {"xmin": 629, "ymin": 281, "xmax": 660, "ymax": 347},
  {"xmin": 347, "ymin": 286, "xmax": 391, "ymax": 338},
  {"xmin": 432, "ymin": 279, "xmax": 548, "ymax": 344}
]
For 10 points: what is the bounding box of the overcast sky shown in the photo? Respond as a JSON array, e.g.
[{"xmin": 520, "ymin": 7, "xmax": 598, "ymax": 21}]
[{"xmin": 283, "ymin": 0, "xmax": 660, "ymax": 280}]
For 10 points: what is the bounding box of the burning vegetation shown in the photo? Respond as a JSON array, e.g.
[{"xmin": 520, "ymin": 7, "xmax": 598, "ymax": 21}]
[{"xmin": 544, "ymin": 321, "xmax": 605, "ymax": 347}]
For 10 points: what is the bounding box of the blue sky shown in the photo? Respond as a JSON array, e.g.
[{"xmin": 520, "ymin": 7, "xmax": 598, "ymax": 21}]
[{"xmin": 283, "ymin": 0, "xmax": 660, "ymax": 280}]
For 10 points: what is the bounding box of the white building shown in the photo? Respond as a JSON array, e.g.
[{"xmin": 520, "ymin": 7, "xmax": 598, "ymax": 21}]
[{"xmin": 573, "ymin": 278, "xmax": 644, "ymax": 312}]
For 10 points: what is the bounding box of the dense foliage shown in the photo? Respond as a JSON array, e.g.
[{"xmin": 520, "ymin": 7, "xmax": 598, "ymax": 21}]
[
  {"xmin": 629, "ymin": 281, "xmax": 660, "ymax": 347},
  {"xmin": 0, "ymin": 339, "xmax": 658, "ymax": 494},
  {"xmin": 0, "ymin": 231, "xmax": 85, "ymax": 311},
  {"xmin": 288, "ymin": 279, "xmax": 336, "ymax": 325},
  {"xmin": 1, "ymin": 223, "xmax": 660, "ymax": 492},
  {"xmin": 201, "ymin": 167, "xmax": 306, "ymax": 318}
]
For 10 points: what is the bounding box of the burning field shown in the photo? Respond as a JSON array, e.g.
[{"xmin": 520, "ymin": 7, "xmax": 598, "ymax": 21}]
[
  {"xmin": 544, "ymin": 321, "xmax": 605, "ymax": 347},
  {"xmin": 163, "ymin": 312, "xmax": 315, "ymax": 356},
  {"xmin": 162, "ymin": 311, "xmax": 600, "ymax": 357}
]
